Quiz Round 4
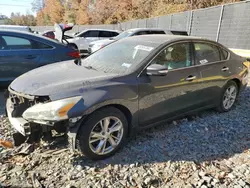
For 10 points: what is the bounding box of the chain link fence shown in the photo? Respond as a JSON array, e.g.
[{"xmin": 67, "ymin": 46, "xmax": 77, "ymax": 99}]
[{"xmin": 30, "ymin": 1, "xmax": 250, "ymax": 50}]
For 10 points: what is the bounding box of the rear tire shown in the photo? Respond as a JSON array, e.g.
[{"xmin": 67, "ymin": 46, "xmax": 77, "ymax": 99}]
[
  {"xmin": 76, "ymin": 107, "xmax": 128, "ymax": 160},
  {"xmin": 216, "ymin": 80, "xmax": 238, "ymax": 112}
]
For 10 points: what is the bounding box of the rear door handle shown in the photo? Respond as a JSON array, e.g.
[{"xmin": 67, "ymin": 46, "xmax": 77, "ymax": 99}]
[
  {"xmin": 25, "ymin": 55, "xmax": 36, "ymax": 60},
  {"xmin": 185, "ymin": 75, "xmax": 197, "ymax": 81},
  {"xmin": 222, "ymin": 67, "xmax": 229, "ymax": 71}
]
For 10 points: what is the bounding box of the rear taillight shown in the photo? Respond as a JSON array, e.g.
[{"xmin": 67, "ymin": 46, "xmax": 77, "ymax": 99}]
[{"xmin": 68, "ymin": 51, "xmax": 80, "ymax": 58}]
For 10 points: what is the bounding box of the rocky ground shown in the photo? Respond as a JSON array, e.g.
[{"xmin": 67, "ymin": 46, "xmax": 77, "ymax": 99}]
[{"xmin": 0, "ymin": 85, "xmax": 250, "ymax": 188}]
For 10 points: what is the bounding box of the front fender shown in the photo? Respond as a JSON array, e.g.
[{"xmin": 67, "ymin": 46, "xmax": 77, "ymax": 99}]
[
  {"xmin": 66, "ymin": 86, "xmax": 139, "ymax": 126},
  {"xmin": 67, "ymin": 94, "xmax": 139, "ymax": 151}
]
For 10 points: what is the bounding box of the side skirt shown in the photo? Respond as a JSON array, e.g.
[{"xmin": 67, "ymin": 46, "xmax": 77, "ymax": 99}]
[{"xmin": 137, "ymin": 104, "xmax": 216, "ymax": 130}]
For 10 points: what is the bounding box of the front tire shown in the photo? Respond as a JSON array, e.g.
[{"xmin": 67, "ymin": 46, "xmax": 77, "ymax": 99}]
[
  {"xmin": 216, "ymin": 80, "xmax": 238, "ymax": 112},
  {"xmin": 76, "ymin": 107, "xmax": 128, "ymax": 160}
]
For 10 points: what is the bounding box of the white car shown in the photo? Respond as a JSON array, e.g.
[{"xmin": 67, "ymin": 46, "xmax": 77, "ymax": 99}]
[
  {"xmin": 88, "ymin": 28, "xmax": 188, "ymax": 54},
  {"xmin": 0, "ymin": 25, "xmax": 32, "ymax": 32},
  {"xmin": 66, "ymin": 29, "xmax": 120, "ymax": 56}
]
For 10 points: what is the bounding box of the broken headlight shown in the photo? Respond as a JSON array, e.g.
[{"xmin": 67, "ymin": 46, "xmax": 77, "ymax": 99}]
[{"xmin": 22, "ymin": 96, "xmax": 82, "ymax": 121}]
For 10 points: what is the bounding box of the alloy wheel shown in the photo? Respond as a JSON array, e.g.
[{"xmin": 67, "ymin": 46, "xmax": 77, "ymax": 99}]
[
  {"xmin": 88, "ymin": 116, "xmax": 124, "ymax": 155},
  {"xmin": 222, "ymin": 85, "xmax": 237, "ymax": 110}
]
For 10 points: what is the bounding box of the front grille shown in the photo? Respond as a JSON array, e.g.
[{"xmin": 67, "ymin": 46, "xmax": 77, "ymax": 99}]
[
  {"xmin": 8, "ymin": 89, "xmax": 50, "ymax": 118},
  {"xmin": 9, "ymin": 92, "xmax": 35, "ymax": 117}
]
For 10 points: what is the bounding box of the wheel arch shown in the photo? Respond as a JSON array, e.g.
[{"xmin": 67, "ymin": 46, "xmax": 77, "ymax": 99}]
[
  {"xmin": 75, "ymin": 103, "xmax": 136, "ymax": 138},
  {"xmin": 229, "ymin": 78, "xmax": 241, "ymax": 93}
]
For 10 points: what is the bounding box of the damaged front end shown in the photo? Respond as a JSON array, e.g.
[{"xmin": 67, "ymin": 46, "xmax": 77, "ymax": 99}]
[{"xmin": 6, "ymin": 87, "xmax": 83, "ymax": 147}]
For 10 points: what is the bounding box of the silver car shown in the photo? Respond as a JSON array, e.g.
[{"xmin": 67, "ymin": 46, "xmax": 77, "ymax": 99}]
[
  {"xmin": 88, "ymin": 28, "xmax": 188, "ymax": 54},
  {"xmin": 66, "ymin": 29, "xmax": 120, "ymax": 56}
]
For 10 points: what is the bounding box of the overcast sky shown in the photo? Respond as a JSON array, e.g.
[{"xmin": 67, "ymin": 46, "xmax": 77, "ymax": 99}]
[{"xmin": 0, "ymin": 0, "xmax": 34, "ymax": 17}]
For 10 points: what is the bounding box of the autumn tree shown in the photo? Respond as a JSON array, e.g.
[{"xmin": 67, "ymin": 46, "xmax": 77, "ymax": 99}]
[
  {"xmin": 75, "ymin": 0, "xmax": 90, "ymax": 24},
  {"xmin": 63, "ymin": 0, "xmax": 77, "ymax": 23},
  {"xmin": 188, "ymin": 0, "xmax": 240, "ymax": 9},
  {"xmin": 6, "ymin": 13, "xmax": 36, "ymax": 26},
  {"xmin": 44, "ymin": 0, "xmax": 64, "ymax": 23},
  {"xmin": 89, "ymin": 0, "xmax": 133, "ymax": 24},
  {"xmin": 36, "ymin": 0, "xmax": 64, "ymax": 25},
  {"xmin": 34, "ymin": 0, "xmax": 241, "ymax": 25}
]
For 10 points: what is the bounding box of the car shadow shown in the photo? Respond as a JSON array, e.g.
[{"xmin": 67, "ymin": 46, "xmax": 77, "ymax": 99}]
[
  {"xmin": 0, "ymin": 88, "xmax": 7, "ymax": 115},
  {"xmin": 71, "ymin": 86, "xmax": 250, "ymax": 169}
]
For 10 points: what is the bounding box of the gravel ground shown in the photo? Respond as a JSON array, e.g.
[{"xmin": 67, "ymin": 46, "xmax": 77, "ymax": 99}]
[{"xmin": 0, "ymin": 85, "xmax": 250, "ymax": 188}]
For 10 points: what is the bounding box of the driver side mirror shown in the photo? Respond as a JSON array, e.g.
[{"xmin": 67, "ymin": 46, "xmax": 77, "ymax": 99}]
[{"xmin": 146, "ymin": 64, "xmax": 168, "ymax": 76}]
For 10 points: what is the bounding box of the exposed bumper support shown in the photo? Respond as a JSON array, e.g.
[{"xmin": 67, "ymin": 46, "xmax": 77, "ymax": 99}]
[
  {"xmin": 6, "ymin": 99, "xmax": 30, "ymax": 136},
  {"xmin": 67, "ymin": 117, "xmax": 84, "ymax": 152}
]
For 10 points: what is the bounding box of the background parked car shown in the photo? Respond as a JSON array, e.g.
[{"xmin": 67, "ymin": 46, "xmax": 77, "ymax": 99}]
[
  {"xmin": 42, "ymin": 30, "xmax": 55, "ymax": 39},
  {"xmin": 66, "ymin": 29, "xmax": 120, "ymax": 56},
  {"xmin": 0, "ymin": 30, "xmax": 80, "ymax": 87},
  {"xmin": 0, "ymin": 25, "xmax": 32, "ymax": 33},
  {"xmin": 88, "ymin": 28, "xmax": 188, "ymax": 54},
  {"xmin": 42, "ymin": 30, "xmax": 73, "ymax": 40}
]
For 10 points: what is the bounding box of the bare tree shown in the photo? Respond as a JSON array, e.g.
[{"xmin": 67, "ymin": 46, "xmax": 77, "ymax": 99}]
[{"xmin": 32, "ymin": 0, "xmax": 45, "ymax": 13}]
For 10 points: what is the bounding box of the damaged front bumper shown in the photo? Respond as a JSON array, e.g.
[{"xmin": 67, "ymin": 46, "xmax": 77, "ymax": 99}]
[
  {"xmin": 6, "ymin": 98, "xmax": 44, "ymax": 146},
  {"xmin": 6, "ymin": 88, "xmax": 84, "ymax": 150},
  {"xmin": 6, "ymin": 98, "xmax": 30, "ymax": 136}
]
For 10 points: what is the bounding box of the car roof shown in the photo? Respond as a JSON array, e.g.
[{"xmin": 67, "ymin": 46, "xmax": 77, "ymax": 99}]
[
  {"xmin": 126, "ymin": 28, "xmax": 166, "ymax": 32},
  {"xmin": 80, "ymin": 29, "xmax": 121, "ymax": 33},
  {"xmin": 0, "ymin": 29, "xmax": 34, "ymax": 35},
  {"xmin": 0, "ymin": 29, "xmax": 63, "ymax": 45},
  {"xmin": 120, "ymin": 34, "xmax": 205, "ymax": 44},
  {"xmin": 0, "ymin": 25, "xmax": 30, "ymax": 28}
]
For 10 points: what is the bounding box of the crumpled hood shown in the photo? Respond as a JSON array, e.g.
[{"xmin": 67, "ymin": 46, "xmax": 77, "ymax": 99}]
[
  {"xmin": 90, "ymin": 38, "xmax": 115, "ymax": 46},
  {"xmin": 10, "ymin": 60, "xmax": 117, "ymax": 100}
]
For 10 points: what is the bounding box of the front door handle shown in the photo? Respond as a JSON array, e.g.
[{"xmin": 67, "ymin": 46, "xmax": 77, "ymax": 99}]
[
  {"xmin": 222, "ymin": 67, "xmax": 229, "ymax": 71},
  {"xmin": 185, "ymin": 75, "xmax": 197, "ymax": 81}
]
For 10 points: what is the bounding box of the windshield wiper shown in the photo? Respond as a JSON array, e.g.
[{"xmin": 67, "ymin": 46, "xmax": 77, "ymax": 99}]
[{"xmin": 83, "ymin": 65, "xmax": 98, "ymax": 71}]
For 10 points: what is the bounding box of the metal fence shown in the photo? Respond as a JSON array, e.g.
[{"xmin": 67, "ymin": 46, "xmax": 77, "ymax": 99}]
[{"xmin": 31, "ymin": 0, "xmax": 250, "ymax": 50}]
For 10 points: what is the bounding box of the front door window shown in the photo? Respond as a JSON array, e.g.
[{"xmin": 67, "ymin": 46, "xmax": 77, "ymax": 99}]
[{"xmin": 151, "ymin": 43, "xmax": 192, "ymax": 70}]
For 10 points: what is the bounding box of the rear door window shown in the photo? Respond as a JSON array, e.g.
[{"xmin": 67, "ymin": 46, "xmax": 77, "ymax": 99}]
[
  {"xmin": 149, "ymin": 30, "xmax": 165, "ymax": 34},
  {"xmin": 194, "ymin": 43, "xmax": 221, "ymax": 65},
  {"xmin": 82, "ymin": 30, "xmax": 99, "ymax": 38},
  {"xmin": 134, "ymin": 30, "xmax": 165, "ymax": 35},
  {"xmin": 33, "ymin": 41, "xmax": 53, "ymax": 49},
  {"xmin": 0, "ymin": 35, "xmax": 32, "ymax": 50},
  {"xmin": 111, "ymin": 32, "xmax": 119, "ymax": 37},
  {"xmin": 99, "ymin": 31, "xmax": 114, "ymax": 38},
  {"xmin": 134, "ymin": 31, "xmax": 150, "ymax": 35},
  {"xmin": 170, "ymin": 31, "xmax": 188, "ymax": 35},
  {"xmin": 220, "ymin": 48, "xmax": 229, "ymax": 60},
  {"xmin": 0, "ymin": 35, "xmax": 53, "ymax": 50}
]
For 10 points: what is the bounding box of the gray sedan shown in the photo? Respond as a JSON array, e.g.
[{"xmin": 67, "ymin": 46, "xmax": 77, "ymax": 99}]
[{"xmin": 6, "ymin": 35, "xmax": 249, "ymax": 160}]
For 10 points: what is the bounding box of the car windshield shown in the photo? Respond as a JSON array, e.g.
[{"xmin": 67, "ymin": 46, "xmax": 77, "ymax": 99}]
[
  {"xmin": 112, "ymin": 31, "xmax": 133, "ymax": 40},
  {"xmin": 81, "ymin": 39, "xmax": 159, "ymax": 74}
]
